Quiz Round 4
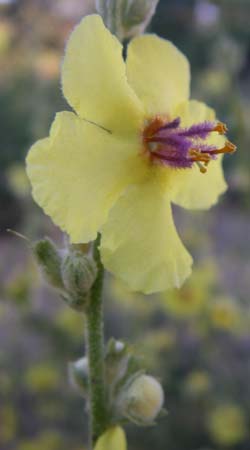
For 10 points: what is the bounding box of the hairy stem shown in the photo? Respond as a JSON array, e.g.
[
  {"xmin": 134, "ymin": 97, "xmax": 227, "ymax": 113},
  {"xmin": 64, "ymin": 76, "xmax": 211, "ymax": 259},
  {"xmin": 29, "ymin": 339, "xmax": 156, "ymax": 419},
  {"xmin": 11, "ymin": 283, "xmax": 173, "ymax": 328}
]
[{"xmin": 86, "ymin": 233, "xmax": 107, "ymax": 447}]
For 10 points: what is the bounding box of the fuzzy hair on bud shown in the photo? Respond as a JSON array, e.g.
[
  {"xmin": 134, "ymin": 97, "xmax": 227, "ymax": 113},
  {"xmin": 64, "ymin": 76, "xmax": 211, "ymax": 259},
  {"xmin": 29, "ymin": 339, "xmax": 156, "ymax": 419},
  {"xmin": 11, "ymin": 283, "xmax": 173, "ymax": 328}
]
[
  {"xmin": 33, "ymin": 238, "xmax": 63, "ymax": 289},
  {"xmin": 121, "ymin": 0, "xmax": 159, "ymax": 38},
  {"xmin": 62, "ymin": 251, "xmax": 97, "ymax": 299},
  {"xmin": 95, "ymin": 0, "xmax": 159, "ymax": 41},
  {"xmin": 119, "ymin": 374, "xmax": 164, "ymax": 425}
]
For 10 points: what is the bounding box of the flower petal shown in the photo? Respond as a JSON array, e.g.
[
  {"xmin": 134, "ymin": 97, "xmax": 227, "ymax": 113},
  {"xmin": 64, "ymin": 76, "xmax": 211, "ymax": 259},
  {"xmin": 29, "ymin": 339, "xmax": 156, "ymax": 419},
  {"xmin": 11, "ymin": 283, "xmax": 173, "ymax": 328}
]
[
  {"xmin": 171, "ymin": 100, "xmax": 227, "ymax": 209},
  {"xmin": 94, "ymin": 426, "xmax": 127, "ymax": 450},
  {"xmin": 62, "ymin": 15, "xmax": 144, "ymax": 135},
  {"xmin": 26, "ymin": 112, "xmax": 145, "ymax": 243},
  {"xmin": 126, "ymin": 34, "xmax": 190, "ymax": 117},
  {"xmin": 101, "ymin": 178, "xmax": 192, "ymax": 294}
]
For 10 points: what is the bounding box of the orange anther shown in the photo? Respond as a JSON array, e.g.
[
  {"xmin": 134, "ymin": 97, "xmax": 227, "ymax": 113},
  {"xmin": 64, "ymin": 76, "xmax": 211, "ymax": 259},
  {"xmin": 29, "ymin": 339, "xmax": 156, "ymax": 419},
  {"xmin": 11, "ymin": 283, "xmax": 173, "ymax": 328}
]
[
  {"xmin": 213, "ymin": 122, "xmax": 228, "ymax": 135},
  {"xmin": 211, "ymin": 140, "xmax": 237, "ymax": 155},
  {"xmin": 224, "ymin": 140, "xmax": 237, "ymax": 153},
  {"xmin": 195, "ymin": 161, "xmax": 207, "ymax": 173}
]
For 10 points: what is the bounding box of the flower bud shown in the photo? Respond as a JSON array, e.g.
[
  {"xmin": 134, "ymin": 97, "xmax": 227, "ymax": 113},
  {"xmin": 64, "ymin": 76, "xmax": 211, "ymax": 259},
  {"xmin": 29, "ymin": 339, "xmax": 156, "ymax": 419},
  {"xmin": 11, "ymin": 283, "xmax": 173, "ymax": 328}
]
[
  {"xmin": 68, "ymin": 357, "xmax": 89, "ymax": 396},
  {"xmin": 33, "ymin": 238, "xmax": 63, "ymax": 289},
  {"xmin": 118, "ymin": 374, "xmax": 164, "ymax": 425},
  {"xmin": 105, "ymin": 339, "xmax": 129, "ymax": 386},
  {"xmin": 62, "ymin": 250, "xmax": 97, "ymax": 300},
  {"xmin": 95, "ymin": 0, "xmax": 159, "ymax": 41},
  {"xmin": 121, "ymin": 0, "xmax": 160, "ymax": 38}
]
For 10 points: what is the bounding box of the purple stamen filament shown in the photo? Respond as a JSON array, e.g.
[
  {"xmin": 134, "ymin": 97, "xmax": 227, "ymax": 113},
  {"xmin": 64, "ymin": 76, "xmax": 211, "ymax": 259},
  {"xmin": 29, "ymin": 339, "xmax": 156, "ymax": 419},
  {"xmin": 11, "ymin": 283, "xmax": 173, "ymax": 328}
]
[{"xmin": 143, "ymin": 116, "xmax": 234, "ymax": 173}]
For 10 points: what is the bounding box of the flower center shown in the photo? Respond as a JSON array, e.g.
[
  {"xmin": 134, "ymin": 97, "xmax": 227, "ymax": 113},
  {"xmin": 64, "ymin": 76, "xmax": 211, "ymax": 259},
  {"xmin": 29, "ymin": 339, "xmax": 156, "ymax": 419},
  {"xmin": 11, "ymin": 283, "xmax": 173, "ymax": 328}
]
[{"xmin": 143, "ymin": 116, "xmax": 236, "ymax": 173}]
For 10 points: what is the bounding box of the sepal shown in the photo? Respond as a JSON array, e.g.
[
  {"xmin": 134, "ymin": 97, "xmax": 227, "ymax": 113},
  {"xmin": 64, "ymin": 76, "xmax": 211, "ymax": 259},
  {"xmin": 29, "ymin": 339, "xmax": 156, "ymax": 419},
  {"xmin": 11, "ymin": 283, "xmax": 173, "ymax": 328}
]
[
  {"xmin": 33, "ymin": 238, "xmax": 64, "ymax": 289},
  {"xmin": 68, "ymin": 357, "xmax": 89, "ymax": 396},
  {"xmin": 105, "ymin": 338, "xmax": 130, "ymax": 387}
]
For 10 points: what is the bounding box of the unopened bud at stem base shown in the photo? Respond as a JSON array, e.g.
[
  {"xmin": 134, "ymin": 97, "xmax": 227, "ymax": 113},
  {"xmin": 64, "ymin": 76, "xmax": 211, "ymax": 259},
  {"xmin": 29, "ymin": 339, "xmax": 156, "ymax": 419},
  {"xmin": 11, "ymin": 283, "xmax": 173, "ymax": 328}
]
[{"xmin": 118, "ymin": 374, "xmax": 164, "ymax": 425}]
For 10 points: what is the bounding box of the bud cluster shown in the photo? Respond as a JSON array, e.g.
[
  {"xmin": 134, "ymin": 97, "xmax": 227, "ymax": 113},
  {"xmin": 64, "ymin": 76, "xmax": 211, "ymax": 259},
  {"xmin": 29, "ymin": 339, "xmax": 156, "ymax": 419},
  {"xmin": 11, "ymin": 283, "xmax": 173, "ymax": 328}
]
[
  {"xmin": 33, "ymin": 239, "xmax": 164, "ymax": 426},
  {"xmin": 68, "ymin": 338, "xmax": 165, "ymax": 426},
  {"xmin": 33, "ymin": 238, "xmax": 97, "ymax": 311},
  {"xmin": 105, "ymin": 339, "xmax": 165, "ymax": 426}
]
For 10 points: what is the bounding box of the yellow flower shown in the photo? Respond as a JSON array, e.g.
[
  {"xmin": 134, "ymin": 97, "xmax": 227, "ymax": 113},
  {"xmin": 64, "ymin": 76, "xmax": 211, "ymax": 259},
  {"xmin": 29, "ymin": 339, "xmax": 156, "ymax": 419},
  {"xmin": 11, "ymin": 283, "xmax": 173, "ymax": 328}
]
[
  {"xmin": 207, "ymin": 404, "xmax": 247, "ymax": 446},
  {"xmin": 55, "ymin": 307, "xmax": 83, "ymax": 340},
  {"xmin": 184, "ymin": 370, "xmax": 211, "ymax": 396},
  {"xmin": 209, "ymin": 296, "xmax": 241, "ymax": 332},
  {"xmin": 19, "ymin": 431, "xmax": 64, "ymax": 450},
  {"xmin": 94, "ymin": 426, "xmax": 127, "ymax": 450},
  {"xmin": 161, "ymin": 263, "xmax": 216, "ymax": 317},
  {"xmin": 109, "ymin": 277, "xmax": 153, "ymax": 314},
  {"xmin": 140, "ymin": 328, "xmax": 176, "ymax": 353},
  {"xmin": 25, "ymin": 364, "xmax": 60, "ymax": 393},
  {"xmin": 26, "ymin": 15, "xmax": 234, "ymax": 294},
  {"xmin": 7, "ymin": 164, "xmax": 30, "ymax": 197}
]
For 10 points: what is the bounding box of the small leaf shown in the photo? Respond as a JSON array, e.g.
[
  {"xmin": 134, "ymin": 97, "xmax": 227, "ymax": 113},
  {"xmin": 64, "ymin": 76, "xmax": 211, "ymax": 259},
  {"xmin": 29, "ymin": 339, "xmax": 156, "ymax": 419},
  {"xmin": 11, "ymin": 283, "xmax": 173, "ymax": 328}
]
[{"xmin": 94, "ymin": 426, "xmax": 127, "ymax": 450}]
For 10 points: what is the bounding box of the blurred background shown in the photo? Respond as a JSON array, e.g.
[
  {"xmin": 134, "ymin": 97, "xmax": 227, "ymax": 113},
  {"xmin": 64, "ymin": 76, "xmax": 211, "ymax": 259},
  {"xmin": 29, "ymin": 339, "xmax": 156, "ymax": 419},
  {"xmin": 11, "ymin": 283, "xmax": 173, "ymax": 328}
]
[{"xmin": 0, "ymin": 0, "xmax": 250, "ymax": 449}]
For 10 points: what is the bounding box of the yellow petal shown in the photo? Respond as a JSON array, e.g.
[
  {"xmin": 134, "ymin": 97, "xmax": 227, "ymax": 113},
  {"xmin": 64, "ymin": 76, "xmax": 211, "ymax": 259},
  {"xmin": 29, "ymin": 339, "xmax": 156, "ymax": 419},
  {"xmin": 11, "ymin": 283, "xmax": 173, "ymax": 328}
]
[
  {"xmin": 62, "ymin": 15, "xmax": 144, "ymax": 135},
  {"xmin": 126, "ymin": 34, "xmax": 190, "ymax": 117},
  {"xmin": 101, "ymin": 177, "xmax": 192, "ymax": 294},
  {"xmin": 26, "ymin": 112, "xmax": 145, "ymax": 243},
  {"xmin": 94, "ymin": 426, "xmax": 127, "ymax": 450},
  {"xmin": 171, "ymin": 100, "xmax": 227, "ymax": 209}
]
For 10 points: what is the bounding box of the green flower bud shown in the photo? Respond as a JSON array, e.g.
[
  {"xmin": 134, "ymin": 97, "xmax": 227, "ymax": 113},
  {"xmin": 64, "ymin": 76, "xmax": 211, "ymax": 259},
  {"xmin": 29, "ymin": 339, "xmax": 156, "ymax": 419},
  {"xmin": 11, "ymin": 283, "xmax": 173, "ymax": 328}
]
[
  {"xmin": 62, "ymin": 251, "xmax": 97, "ymax": 301},
  {"xmin": 95, "ymin": 0, "xmax": 159, "ymax": 41},
  {"xmin": 33, "ymin": 238, "xmax": 63, "ymax": 289},
  {"xmin": 68, "ymin": 357, "xmax": 89, "ymax": 396},
  {"xmin": 121, "ymin": 0, "xmax": 160, "ymax": 38},
  {"xmin": 118, "ymin": 374, "xmax": 164, "ymax": 425}
]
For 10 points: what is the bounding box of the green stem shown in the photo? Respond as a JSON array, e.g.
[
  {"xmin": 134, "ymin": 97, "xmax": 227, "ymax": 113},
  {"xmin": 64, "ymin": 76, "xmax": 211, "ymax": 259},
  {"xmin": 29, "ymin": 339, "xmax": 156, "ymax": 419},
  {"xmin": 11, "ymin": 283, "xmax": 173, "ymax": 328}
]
[{"xmin": 86, "ymin": 233, "xmax": 107, "ymax": 447}]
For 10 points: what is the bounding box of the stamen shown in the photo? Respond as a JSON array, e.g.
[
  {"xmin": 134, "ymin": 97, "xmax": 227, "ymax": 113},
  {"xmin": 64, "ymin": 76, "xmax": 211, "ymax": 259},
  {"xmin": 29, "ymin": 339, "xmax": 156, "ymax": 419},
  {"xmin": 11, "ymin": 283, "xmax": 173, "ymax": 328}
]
[
  {"xmin": 147, "ymin": 135, "xmax": 191, "ymax": 153},
  {"xmin": 189, "ymin": 150, "xmax": 211, "ymax": 163},
  {"xmin": 178, "ymin": 122, "xmax": 215, "ymax": 139},
  {"xmin": 213, "ymin": 122, "xmax": 228, "ymax": 135},
  {"xmin": 195, "ymin": 161, "xmax": 207, "ymax": 173},
  {"xmin": 208, "ymin": 140, "xmax": 236, "ymax": 155},
  {"xmin": 144, "ymin": 116, "xmax": 165, "ymax": 138},
  {"xmin": 157, "ymin": 117, "xmax": 181, "ymax": 131},
  {"xmin": 142, "ymin": 116, "xmax": 235, "ymax": 173}
]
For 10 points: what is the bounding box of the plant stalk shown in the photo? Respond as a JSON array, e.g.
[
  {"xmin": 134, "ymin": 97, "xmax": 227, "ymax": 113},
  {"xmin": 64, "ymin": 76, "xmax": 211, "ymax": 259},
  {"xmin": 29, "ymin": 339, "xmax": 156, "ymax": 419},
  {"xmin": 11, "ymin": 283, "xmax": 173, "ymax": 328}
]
[{"xmin": 86, "ymin": 233, "xmax": 107, "ymax": 448}]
